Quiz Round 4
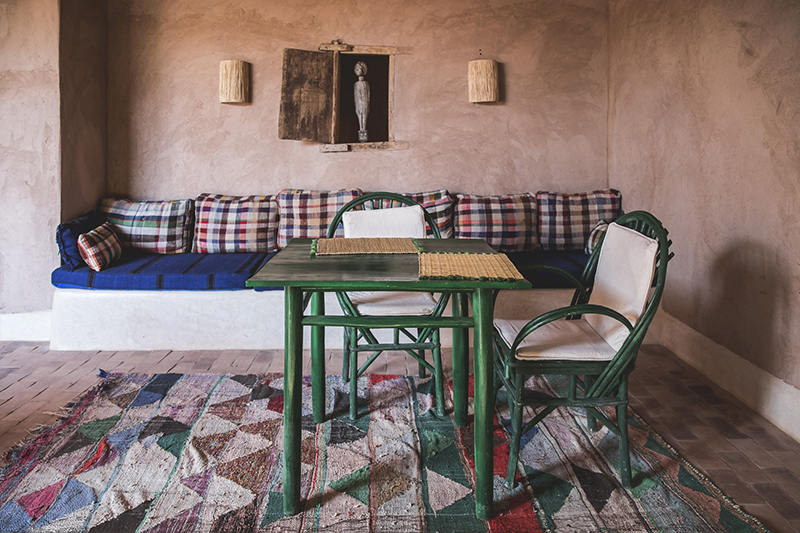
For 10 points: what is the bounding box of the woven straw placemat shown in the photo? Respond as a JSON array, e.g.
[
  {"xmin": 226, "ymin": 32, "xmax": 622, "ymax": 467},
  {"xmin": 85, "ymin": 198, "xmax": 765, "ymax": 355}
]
[
  {"xmin": 418, "ymin": 252, "xmax": 526, "ymax": 281},
  {"xmin": 313, "ymin": 237, "xmax": 419, "ymax": 256}
]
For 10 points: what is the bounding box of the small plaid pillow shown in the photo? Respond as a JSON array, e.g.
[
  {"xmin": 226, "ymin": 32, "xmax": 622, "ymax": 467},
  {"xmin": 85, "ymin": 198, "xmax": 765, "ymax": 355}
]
[
  {"xmin": 77, "ymin": 222, "xmax": 122, "ymax": 272},
  {"xmin": 192, "ymin": 194, "xmax": 278, "ymax": 253},
  {"xmin": 537, "ymin": 189, "xmax": 622, "ymax": 251},
  {"xmin": 277, "ymin": 189, "xmax": 362, "ymax": 248},
  {"xmin": 585, "ymin": 220, "xmax": 609, "ymax": 255},
  {"xmin": 99, "ymin": 198, "xmax": 194, "ymax": 254},
  {"xmin": 453, "ymin": 193, "xmax": 538, "ymax": 252},
  {"xmin": 364, "ymin": 190, "xmax": 454, "ymax": 238}
]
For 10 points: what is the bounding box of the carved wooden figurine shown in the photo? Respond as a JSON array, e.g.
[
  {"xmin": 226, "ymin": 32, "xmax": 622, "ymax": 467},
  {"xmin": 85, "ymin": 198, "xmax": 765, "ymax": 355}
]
[{"xmin": 354, "ymin": 61, "xmax": 370, "ymax": 142}]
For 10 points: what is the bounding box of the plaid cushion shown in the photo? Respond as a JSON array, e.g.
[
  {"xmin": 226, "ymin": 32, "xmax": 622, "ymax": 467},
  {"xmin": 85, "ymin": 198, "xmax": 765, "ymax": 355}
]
[
  {"xmin": 453, "ymin": 193, "xmax": 538, "ymax": 252},
  {"xmin": 537, "ymin": 189, "xmax": 622, "ymax": 251},
  {"xmin": 55, "ymin": 210, "xmax": 103, "ymax": 270},
  {"xmin": 585, "ymin": 220, "xmax": 609, "ymax": 255},
  {"xmin": 192, "ymin": 194, "xmax": 278, "ymax": 253},
  {"xmin": 363, "ymin": 190, "xmax": 454, "ymax": 238},
  {"xmin": 99, "ymin": 198, "xmax": 194, "ymax": 254},
  {"xmin": 277, "ymin": 189, "xmax": 362, "ymax": 248},
  {"xmin": 77, "ymin": 222, "xmax": 122, "ymax": 272}
]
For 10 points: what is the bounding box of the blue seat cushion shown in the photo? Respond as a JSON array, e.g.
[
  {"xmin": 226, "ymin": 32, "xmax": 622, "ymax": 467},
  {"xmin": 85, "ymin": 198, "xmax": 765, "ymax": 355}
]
[
  {"xmin": 506, "ymin": 249, "xmax": 589, "ymax": 289},
  {"xmin": 52, "ymin": 250, "xmax": 280, "ymax": 291}
]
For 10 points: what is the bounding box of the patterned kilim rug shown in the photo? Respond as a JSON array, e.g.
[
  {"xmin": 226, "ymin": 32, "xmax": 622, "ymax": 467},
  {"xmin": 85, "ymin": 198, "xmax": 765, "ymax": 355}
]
[{"xmin": 0, "ymin": 373, "xmax": 770, "ymax": 532}]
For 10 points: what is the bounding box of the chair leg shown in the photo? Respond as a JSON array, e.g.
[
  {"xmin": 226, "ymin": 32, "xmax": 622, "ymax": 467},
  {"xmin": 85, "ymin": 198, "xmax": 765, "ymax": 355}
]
[
  {"xmin": 584, "ymin": 375, "xmax": 598, "ymax": 432},
  {"xmin": 432, "ymin": 329, "xmax": 445, "ymax": 416},
  {"xmin": 618, "ymin": 379, "xmax": 631, "ymax": 488},
  {"xmin": 417, "ymin": 328, "xmax": 427, "ymax": 379},
  {"xmin": 342, "ymin": 327, "xmax": 351, "ymax": 383},
  {"xmin": 505, "ymin": 372, "xmax": 525, "ymax": 489}
]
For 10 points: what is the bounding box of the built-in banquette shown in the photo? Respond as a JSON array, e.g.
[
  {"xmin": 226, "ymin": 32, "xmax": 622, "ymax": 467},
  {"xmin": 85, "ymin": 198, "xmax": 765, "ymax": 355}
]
[{"xmin": 50, "ymin": 189, "xmax": 622, "ymax": 351}]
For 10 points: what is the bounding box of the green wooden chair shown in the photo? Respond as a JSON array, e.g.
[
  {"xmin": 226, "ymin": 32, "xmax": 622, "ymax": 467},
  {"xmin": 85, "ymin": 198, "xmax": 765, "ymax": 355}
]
[
  {"xmin": 493, "ymin": 211, "xmax": 672, "ymax": 488},
  {"xmin": 327, "ymin": 192, "xmax": 451, "ymax": 419}
]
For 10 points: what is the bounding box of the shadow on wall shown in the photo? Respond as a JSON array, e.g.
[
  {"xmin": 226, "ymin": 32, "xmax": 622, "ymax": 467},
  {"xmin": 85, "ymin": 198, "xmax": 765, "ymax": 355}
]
[{"xmin": 703, "ymin": 240, "xmax": 790, "ymax": 407}]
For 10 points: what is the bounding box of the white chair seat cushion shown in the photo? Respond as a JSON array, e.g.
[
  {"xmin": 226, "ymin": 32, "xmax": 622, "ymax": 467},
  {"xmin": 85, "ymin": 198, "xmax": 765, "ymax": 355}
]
[
  {"xmin": 495, "ymin": 318, "xmax": 617, "ymax": 361},
  {"xmin": 348, "ymin": 291, "xmax": 437, "ymax": 316}
]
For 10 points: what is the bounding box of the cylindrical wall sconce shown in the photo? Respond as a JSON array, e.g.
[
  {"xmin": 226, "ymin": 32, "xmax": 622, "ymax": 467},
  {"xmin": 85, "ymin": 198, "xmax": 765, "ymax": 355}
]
[
  {"xmin": 219, "ymin": 60, "xmax": 250, "ymax": 104},
  {"xmin": 468, "ymin": 59, "xmax": 499, "ymax": 103}
]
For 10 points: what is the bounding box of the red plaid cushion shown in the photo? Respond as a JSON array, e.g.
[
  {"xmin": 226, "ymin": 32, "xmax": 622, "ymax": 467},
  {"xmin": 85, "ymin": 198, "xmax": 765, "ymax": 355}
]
[
  {"xmin": 453, "ymin": 193, "xmax": 538, "ymax": 252},
  {"xmin": 77, "ymin": 222, "xmax": 122, "ymax": 272},
  {"xmin": 537, "ymin": 189, "xmax": 622, "ymax": 251},
  {"xmin": 99, "ymin": 198, "xmax": 194, "ymax": 254},
  {"xmin": 364, "ymin": 190, "xmax": 454, "ymax": 238},
  {"xmin": 277, "ymin": 189, "xmax": 362, "ymax": 248},
  {"xmin": 192, "ymin": 194, "xmax": 278, "ymax": 253}
]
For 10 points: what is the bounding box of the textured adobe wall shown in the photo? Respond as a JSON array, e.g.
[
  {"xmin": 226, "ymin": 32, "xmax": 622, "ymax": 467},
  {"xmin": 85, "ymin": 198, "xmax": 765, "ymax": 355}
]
[
  {"xmin": 60, "ymin": 0, "xmax": 108, "ymax": 222},
  {"xmin": 0, "ymin": 0, "xmax": 61, "ymax": 313},
  {"xmin": 107, "ymin": 0, "xmax": 609, "ymax": 199},
  {"xmin": 609, "ymin": 0, "xmax": 800, "ymax": 388}
]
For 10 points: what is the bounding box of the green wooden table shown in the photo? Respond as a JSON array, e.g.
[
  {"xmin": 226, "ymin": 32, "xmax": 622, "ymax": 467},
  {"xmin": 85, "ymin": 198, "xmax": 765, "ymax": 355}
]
[{"xmin": 247, "ymin": 238, "xmax": 531, "ymax": 520}]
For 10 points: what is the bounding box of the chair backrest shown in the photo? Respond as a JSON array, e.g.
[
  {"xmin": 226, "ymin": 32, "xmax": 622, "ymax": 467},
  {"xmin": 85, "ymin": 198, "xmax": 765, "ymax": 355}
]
[
  {"xmin": 343, "ymin": 205, "xmax": 426, "ymax": 238},
  {"xmin": 326, "ymin": 192, "xmax": 442, "ymax": 239},
  {"xmin": 586, "ymin": 222, "xmax": 659, "ymax": 350},
  {"xmin": 582, "ymin": 211, "xmax": 672, "ymax": 396}
]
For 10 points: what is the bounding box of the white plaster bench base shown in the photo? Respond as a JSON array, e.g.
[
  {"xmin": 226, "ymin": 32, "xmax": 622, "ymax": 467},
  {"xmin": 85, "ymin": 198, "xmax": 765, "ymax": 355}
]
[{"xmin": 50, "ymin": 288, "xmax": 572, "ymax": 352}]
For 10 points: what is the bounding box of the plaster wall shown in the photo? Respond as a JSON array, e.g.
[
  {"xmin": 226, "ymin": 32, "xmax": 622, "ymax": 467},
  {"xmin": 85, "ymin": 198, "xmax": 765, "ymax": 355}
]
[
  {"xmin": 107, "ymin": 0, "xmax": 609, "ymax": 199},
  {"xmin": 60, "ymin": 0, "xmax": 108, "ymax": 222},
  {"xmin": 0, "ymin": 0, "xmax": 61, "ymax": 313},
  {"xmin": 609, "ymin": 0, "xmax": 800, "ymax": 389}
]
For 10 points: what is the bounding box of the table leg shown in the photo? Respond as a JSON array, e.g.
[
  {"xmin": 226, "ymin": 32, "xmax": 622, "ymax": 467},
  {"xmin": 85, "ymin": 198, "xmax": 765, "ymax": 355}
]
[
  {"xmin": 311, "ymin": 292, "xmax": 326, "ymax": 424},
  {"xmin": 451, "ymin": 292, "xmax": 469, "ymax": 427},
  {"xmin": 472, "ymin": 287, "xmax": 494, "ymax": 520},
  {"xmin": 284, "ymin": 287, "xmax": 303, "ymax": 516}
]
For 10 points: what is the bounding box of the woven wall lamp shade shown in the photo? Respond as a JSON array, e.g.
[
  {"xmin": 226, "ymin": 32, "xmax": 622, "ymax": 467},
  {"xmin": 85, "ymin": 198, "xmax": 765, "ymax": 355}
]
[
  {"xmin": 219, "ymin": 60, "xmax": 250, "ymax": 103},
  {"xmin": 468, "ymin": 59, "xmax": 499, "ymax": 103}
]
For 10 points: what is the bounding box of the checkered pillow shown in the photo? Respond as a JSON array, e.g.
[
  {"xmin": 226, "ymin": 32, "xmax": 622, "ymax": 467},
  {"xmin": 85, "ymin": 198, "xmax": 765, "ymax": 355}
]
[
  {"xmin": 537, "ymin": 189, "xmax": 622, "ymax": 251},
  {"xmin": 585, "ymin": 220, "xmax": 609, "ymax": 255},
  {"xmin": 192, "ymin": 194, "xmax": 278, "ymax": 253},
  {"xmin": 364, "ymin": 190, "xmax": 454, "ymax": 238},
  {"xmin": 77, "ymin": 222, "xmax": 122, "ymax": 272},
  {"xmin": 277, "ymin": 189, "xmax": 362, "ymax": 248},
  {"xmin": 453, "ymin": 193, "xmax": 538, "ymax": 252},
  {"xmin": 99, "ymin": 198, "xmax": 194, "ymax": 254}
]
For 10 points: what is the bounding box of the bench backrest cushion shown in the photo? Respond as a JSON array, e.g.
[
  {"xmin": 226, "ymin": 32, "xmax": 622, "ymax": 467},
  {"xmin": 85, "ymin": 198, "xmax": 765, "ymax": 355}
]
[
  {"xmin": 277, "ymin": 189, "xmax": 362, "ymax": 248},
  {"xmin": 56, "ymin": 210, "xmax": 103, "ymax": 271},
  {"xmin": 537, "ymin": 189, "xmax": 622, "ymax": 251},
  {"xmin": 453, "ymin": 193, "xmax": 538, "ymax": 252},
  {"xmin": 192, "ymin": 194, "xmax": 279, "ymax": 253},
  {"xmin": 363, "ymin": 190, "xmax": 454, "ymax": 238},
  {"xmin": 99, "ymin": 198, "xmax": 194, "ymax": 254}
]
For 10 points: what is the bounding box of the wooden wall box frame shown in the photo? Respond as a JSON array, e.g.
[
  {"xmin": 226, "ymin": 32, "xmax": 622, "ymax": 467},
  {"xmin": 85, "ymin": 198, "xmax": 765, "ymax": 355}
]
[{"xmin": 278, "ymin": 43, "xmax": 406, "ymax": 151}]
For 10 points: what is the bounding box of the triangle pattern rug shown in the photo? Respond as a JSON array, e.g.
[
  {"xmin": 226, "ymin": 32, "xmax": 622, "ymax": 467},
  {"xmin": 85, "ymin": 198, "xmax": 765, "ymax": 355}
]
[{"xmin": 0, "ymin": 372, "xmax": 770, "ymax": 532}]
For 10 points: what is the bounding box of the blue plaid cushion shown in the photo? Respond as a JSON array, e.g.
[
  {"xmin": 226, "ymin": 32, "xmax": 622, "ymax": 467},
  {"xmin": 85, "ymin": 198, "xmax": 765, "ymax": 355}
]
[
  {"xmin": 277, "ymin": 189, "xmax": 362, "ymax": 248},
  {"xmin": 56, "ymin": 210, "xmax": 103, "ymax": 270},
  {"xmin": 453, "ymin": 193, "xmax": 538, "ymax": 252},
  {"xmin": 192, "ymin": 194, "xmax": 278, "ymax": 253},
  {"xmin": 363, "ymin": 190, "xmax": 454, "ymax": 238},
  {"xmin": 537, "ymin": 189, "xmax": 622, "ymax": 251},
  {"xmin": 100, "ymin": 198, "xmax": 194, "ymax": 254}
]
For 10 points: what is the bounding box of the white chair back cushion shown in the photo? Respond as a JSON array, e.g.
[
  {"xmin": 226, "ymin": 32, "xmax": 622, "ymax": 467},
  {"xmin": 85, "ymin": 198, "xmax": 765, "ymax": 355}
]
[
  {"xmin": 585, "ymin": 222, "xmax": 658, "ymax": 351},
  {"xmin": 343, "ymin": 205, "xmax": 426, "ymax": 238}
]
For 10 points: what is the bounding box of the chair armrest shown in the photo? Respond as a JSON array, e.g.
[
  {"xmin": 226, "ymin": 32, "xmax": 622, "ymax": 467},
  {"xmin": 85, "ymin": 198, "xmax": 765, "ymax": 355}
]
[{"xmin": 507, "ymin": 303, "xmax": 634, "ymax": 356}]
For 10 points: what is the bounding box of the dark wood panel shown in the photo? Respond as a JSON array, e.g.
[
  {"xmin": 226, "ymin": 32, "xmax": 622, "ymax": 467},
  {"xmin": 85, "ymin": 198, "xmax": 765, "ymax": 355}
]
[{"xmin": 278, "ymin": 49, "xmax": 334, "ymax": 143}]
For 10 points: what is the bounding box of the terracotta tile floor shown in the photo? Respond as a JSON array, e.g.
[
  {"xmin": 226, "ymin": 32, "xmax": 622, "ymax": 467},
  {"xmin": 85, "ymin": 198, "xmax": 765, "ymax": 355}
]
[{"xmin": 1, "ymin": 341, "xmax": 799, "ymax": 532}]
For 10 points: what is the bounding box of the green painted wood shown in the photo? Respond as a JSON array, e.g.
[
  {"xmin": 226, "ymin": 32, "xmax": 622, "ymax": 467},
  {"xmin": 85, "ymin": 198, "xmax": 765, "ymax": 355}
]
[
  {"xmin": 472, "ymin": 287, "xmax": 494, "ymax": 520},
  {"xmin": 451, "ymin": 292, "xmax": 469, "ymax": 427},
  {"xmin": 301, "ymin": 315, "xmax": 475, "ymax": 328},
  {"xmin": 283, "ymin": 287, "xmax": 303, "ymax": 515},
  {"xmin": 247, "ymin": 239, "xmax": 529, "ymax": 291},
  {"xmin": 311, "ymin": 292, "xmax": 326, "ymax": 424}
]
